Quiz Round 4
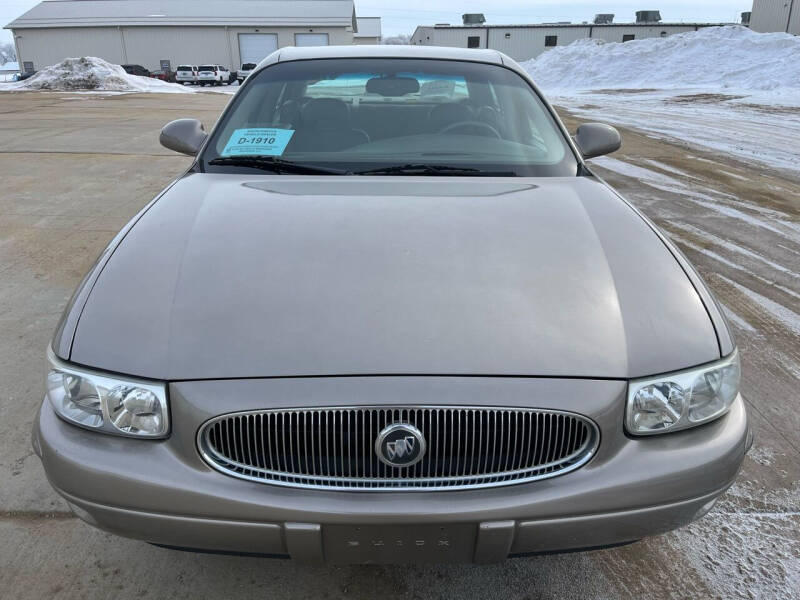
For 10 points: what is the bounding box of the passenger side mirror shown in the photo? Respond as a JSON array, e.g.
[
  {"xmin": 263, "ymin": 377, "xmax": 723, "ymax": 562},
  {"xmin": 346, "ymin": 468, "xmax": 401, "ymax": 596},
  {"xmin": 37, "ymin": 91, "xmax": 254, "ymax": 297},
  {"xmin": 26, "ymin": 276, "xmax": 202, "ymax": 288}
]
[
  {"xmin": 159, "ymin": 118, "xmax": 208, "ymax": 156},
  {"xmin": 573, "ymin": 123, "xmax": 621, "ymax": 160}
]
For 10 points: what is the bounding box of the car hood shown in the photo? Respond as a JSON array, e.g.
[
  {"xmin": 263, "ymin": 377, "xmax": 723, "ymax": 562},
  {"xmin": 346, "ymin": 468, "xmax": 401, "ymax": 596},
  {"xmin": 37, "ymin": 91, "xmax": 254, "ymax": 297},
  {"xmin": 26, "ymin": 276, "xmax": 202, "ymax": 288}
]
[{"xmin": 70, "ymin": 174, "xmax": 719, "ymax": 380}]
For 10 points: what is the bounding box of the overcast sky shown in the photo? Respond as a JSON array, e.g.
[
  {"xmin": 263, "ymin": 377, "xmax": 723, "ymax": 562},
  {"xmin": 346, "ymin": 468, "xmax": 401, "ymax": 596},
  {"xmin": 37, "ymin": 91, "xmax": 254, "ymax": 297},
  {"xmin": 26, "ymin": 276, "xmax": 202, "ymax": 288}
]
[{"xmin": 2, "ymin": 0, "xmax": 754, "ymax": 45}]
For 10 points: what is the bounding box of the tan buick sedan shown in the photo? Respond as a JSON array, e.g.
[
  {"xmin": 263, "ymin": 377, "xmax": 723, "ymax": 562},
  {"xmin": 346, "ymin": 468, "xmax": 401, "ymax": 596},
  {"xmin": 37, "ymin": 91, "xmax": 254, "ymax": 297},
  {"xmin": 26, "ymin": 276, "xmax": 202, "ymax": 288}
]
[{"xmin": 34, "ymin": 45, "xmax": 750, "ymax": 564}]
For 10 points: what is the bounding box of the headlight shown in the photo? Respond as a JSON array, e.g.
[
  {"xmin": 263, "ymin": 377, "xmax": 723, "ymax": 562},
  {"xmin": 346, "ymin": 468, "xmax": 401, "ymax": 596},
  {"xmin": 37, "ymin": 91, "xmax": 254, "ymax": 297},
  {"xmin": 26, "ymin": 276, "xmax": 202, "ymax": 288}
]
[
  {"xmin": 46, "ymin": 347, "xmax": 169, "ymax": 438},
  {"xmin": 626, "ymin": 350, "xmax": 740, "ymax": 436}
]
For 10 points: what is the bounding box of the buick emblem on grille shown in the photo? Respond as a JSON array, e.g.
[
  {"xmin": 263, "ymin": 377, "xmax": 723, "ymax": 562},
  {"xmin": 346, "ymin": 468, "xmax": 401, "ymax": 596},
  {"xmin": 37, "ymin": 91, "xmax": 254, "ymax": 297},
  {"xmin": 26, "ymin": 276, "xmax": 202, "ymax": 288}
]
[{"xmin": 375, "ymin": 423, "xmax": 426, "ymax": 467}]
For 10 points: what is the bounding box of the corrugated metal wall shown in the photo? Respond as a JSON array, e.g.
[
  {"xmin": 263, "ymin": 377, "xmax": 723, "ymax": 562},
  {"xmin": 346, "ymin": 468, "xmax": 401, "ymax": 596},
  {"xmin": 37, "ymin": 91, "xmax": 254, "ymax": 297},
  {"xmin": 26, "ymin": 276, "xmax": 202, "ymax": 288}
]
[
  {"xmin": 12, "ymin": 25, "xmax": 354, "ymax": 72},
  {"xmin": 122, "ymin": 27, "xmax": 230, "ymax": 69},
  {"xmin": 793, "ymin": 0, "xmax": 800, "ymax": 34},
  {"xmin": 15, "ymin": 27, "xmax": 127, "ymax": 68},
  {"xmin": 410, "ymin": 27, "xmax": 434, "ymax": 45},
  {"xmin": 431, "ymin": 27, "xmax": 487, "ymax": 49},
  {"xmin": 750, "ymin": 0, "xmax": 800, "ymax": 34},
  {"xmin": 591, "ymin": 25, "xmax": 700, "ymax": 44},
  {"xmin": 412, "ymin": 24, "xmax": 709, "ymax": 62},
  {"xmin": 490, "ymin": 27, "xmax": 589, "ymax": 60}
]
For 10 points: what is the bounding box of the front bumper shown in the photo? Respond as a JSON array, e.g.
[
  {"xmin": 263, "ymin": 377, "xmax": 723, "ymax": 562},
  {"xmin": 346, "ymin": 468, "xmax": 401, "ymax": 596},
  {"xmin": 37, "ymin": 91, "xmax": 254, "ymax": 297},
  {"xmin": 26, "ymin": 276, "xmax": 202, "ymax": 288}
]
[{"xmin": 33, "ymin": 377, "xmax": 750, "ymax": 564}]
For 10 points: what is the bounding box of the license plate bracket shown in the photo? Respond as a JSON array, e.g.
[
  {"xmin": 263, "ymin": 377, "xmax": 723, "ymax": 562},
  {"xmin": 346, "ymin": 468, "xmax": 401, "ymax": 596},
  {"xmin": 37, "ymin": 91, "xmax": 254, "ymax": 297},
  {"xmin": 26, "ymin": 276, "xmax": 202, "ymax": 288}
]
[{"xmin": 323, "ymin": 523, "xmax": 477, "ymax": 564}]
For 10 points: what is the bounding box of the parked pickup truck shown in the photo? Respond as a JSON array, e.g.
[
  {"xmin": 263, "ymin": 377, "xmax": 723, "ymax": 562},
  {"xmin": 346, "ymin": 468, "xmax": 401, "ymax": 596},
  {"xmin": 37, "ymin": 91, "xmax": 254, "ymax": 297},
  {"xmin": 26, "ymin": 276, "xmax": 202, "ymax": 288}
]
[{"xmin": 236, "ymin": 63, "xmax": 257, "ymax": 84}]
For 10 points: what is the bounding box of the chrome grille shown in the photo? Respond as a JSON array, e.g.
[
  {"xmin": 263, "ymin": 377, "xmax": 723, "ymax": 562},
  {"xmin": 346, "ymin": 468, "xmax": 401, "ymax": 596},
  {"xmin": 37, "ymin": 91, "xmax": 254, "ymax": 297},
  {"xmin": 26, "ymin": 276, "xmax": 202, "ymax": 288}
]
[{"xmin": 198, "ymin": 407, "xmax": 599, "ymax": 491}]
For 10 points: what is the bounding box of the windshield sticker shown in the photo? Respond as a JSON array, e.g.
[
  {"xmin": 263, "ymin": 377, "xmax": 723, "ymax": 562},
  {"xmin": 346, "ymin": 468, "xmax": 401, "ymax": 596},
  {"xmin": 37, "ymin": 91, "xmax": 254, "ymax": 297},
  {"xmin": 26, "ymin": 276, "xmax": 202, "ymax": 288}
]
[{"xmin": 221, "ymin": 128, "xmax": 295, "ymax": 157}]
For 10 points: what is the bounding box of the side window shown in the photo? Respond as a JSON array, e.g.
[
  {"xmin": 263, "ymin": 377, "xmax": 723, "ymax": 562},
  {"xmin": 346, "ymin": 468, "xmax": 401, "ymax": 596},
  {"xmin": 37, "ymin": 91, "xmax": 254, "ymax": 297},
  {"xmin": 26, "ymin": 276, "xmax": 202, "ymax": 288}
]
[
  {"xmin": 623, "ymin": 34, "xmax": 636, "ymax": 42},
  {"xmin": 467, "ymin": 36, "xmax": 481, "ymax": 48},
  {"xmin": 545, "ymin": 36, "xmax": 557, "ymax": 47}
]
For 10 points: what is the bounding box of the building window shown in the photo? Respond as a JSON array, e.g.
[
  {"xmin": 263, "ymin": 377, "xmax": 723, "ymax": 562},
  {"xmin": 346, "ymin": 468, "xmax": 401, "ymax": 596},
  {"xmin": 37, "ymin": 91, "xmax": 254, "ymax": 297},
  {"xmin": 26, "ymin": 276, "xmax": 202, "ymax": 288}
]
[
  {"xmin": 545, "ymin": 35, "xmax": 557, "ymax": 47},
  {"xmin": 660, "ymin": 31, "xmax": 667, "ymax": 37},
  {"xmin": 467, "ymin": 36, "xmax": 480, "ymax": 48},
  {"xmin": 622, "ymin": 34, "xmax": 636, "ymax": 42},
  {"xmin": 504, "ymin": 32, "xmax": 511, "ymax": 39}
]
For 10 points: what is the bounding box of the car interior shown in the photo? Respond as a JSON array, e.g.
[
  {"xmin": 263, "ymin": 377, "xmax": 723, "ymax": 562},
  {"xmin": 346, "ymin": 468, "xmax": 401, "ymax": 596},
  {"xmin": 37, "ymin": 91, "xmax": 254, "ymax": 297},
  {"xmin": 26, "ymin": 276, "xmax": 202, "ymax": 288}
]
[{"xmin": 208, "ymin": 60, "xmax": 572, "ymax": 170}]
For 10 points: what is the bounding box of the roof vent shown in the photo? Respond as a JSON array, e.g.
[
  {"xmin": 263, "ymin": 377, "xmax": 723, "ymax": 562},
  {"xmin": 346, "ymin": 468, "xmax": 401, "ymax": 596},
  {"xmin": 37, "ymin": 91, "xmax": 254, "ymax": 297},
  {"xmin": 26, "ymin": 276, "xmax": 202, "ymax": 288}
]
[
  {"xmin": 635, "ymin": 10, "xmax": 662, "ymax": 23},
  {"xmin": 462, "ymin": 13, "xmax": 486, "ymax": 25},
  {"xmin": 741, "ymin": 11, "xmax": 751, "ymax": 25},
  {"xmin": 594, "ymin": 14, "xmax": 614, "ymax": 24}
]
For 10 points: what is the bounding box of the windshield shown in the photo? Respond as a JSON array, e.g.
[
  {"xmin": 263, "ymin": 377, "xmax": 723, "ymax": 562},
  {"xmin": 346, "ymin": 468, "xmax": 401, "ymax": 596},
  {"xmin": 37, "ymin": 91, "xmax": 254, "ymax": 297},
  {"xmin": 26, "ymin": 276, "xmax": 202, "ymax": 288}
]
[
  {"xmin": 199, "ymin": 65, "xmax": 215, "ymax": 71},
  {"xmin": 201, "ymin": 58, "xmax": 577, "ymax": 176},
  {"xmin": 242, "ymin": 63, "xmax": 257, "ymax": 70},
  {"xmin": 177, "ymin": 66, "xmax": 193, "ymax": 71}
]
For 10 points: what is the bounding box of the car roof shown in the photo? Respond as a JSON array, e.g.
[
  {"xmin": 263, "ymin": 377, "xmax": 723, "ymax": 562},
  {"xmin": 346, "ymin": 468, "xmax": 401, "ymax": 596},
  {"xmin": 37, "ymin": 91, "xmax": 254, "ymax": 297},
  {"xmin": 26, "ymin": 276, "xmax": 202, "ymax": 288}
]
[{"xmin": 260, "ymin": 44, "xmax": 506, "ymax": 70}]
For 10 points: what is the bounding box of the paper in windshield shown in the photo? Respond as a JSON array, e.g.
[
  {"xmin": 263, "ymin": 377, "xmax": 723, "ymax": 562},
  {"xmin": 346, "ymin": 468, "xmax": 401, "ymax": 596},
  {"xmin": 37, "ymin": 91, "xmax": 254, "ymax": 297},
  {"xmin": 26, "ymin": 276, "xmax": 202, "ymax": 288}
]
[{"xmin": 221, "ymin": 128, "xmax": 295, "ymax": 157}]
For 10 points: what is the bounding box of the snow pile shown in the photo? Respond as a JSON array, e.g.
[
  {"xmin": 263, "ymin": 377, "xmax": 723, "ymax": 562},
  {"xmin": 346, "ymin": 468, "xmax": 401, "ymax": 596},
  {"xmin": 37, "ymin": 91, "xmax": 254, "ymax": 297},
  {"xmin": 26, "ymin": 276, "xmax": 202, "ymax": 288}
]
[
  {"xmin": 9, "ymin": 56, "xmax": 191, "ymax": 93},
  {"xmin": 522, "ymin": 26, "xmax": 800, "ymax": 95}
]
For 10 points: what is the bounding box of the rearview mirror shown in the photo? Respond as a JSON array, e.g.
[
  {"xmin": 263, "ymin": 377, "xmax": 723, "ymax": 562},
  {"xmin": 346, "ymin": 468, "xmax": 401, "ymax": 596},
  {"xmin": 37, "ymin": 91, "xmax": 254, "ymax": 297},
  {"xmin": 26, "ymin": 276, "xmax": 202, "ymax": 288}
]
[
  {"xmin": 366, "ymin": 76, "xmax": 420, "ymax": 97},
  {"xmin": 573, "ymin": 123, "xmax": 621, "ymax": 160},
  {"xmin": 159, "ymin": 119, "xmax": 208, "ymax": 156}
]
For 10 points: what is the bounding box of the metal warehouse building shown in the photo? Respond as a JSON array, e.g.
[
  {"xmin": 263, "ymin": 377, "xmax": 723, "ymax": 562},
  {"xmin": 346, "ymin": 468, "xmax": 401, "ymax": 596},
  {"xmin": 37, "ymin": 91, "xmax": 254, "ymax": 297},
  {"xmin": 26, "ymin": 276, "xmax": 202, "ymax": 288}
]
[
  {"xmin": 354, "ymin": 16, "xmax": 381, "ymax": 44},
  {"xmin": 749, "ymin": 0, "xmax": 800, "ymax": 34},
  {"xmin": 5, "ymin": 0, "xmax": 366, "ymax": 74},
  {"xmin": 411, "ymin": 14, "xmax": 733, "ymax": 62}
]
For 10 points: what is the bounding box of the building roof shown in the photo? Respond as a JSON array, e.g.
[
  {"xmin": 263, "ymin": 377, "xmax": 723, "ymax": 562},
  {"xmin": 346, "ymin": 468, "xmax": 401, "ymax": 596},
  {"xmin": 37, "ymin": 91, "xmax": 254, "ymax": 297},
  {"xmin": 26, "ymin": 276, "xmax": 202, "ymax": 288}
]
[
  {"xmin": 355, "ymin": 16, "xmax": 381, "ymax": 38},
  {"xmin": 5, "ymin": 0, "xmax": 356, "ymax": 29}
]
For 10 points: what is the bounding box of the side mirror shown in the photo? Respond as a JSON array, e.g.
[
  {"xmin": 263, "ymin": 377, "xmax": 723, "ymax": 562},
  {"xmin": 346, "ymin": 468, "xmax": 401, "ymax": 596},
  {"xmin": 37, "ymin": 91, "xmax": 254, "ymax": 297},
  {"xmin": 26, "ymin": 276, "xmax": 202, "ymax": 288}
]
[
  {"xmin": 159, "ymin": 118, "xmax": 207, "ymax": 156},
  {"xmin": 573, "ymin": 123, "xmax": 621, "ymax": 160}
]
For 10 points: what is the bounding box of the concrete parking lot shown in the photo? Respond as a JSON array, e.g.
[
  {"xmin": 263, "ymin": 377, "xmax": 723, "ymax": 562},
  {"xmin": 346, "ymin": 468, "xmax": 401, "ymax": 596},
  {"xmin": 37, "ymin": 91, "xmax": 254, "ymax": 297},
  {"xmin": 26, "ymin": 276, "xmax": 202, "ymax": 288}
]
[{"xmin": 0, "ymin": 91, "xmax": 798, "ymax": 599}]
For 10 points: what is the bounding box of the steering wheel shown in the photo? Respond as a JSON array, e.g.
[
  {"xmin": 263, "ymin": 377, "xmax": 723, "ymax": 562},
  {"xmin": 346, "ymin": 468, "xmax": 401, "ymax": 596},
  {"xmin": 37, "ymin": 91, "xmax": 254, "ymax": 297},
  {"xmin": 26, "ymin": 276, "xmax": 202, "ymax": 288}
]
[{"xmin": 439, "ymin": 121, "xmax": 502, "ymax": 139}]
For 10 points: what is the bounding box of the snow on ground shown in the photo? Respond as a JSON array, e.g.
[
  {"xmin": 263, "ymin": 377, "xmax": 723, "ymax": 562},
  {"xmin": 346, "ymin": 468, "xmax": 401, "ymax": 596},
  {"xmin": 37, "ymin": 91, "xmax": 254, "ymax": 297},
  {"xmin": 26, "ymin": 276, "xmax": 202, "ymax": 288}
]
[
  {"xmin": 665, "ymin": 475, "xmax": 800, "ymax": 599},
  {"xmin": 593, "ymin": 156, "xmax": 800, "ymax": 242},
  {"xmin": 591, "ymin": 155, "xmax": 800, "ymax": 331},
  {"xmin": 522, "ymin": 26, "xmax": 800, "ymax": 174},
  {"xmin": 522, "ymin": 26, "xmax": 800, "ymax": 102},
  {"xmin": 0, "ymin": 56, "xmax": 237, "ymax": 95}
]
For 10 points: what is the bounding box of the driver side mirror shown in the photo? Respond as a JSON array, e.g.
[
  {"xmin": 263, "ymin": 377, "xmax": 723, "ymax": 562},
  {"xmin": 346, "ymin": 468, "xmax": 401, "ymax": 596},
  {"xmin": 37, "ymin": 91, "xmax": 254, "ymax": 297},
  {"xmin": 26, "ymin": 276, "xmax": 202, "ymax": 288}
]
[
  {"xmin": 159, "ymin": 118, "xmax": 208, "ymax": 156},
  {"xmin": 573, "ymin": 123, "xmax": 621, "ymax": 160}
]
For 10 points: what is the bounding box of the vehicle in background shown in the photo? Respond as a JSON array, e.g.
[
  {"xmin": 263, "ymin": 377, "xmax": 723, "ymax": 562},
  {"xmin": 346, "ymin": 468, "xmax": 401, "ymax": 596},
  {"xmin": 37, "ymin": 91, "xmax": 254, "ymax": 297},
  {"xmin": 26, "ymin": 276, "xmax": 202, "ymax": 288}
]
[
  {"xmin": 149, "ymin": 69, "xmax": 175, "ymax": 83},
  {"xmin": 197, "ymin": 64, "xmax": 230, "ymax": 86},
  {"xmin": 121, "ymin": 64, "xmax": 151, "ymax": 78},
  {"xmin": 14, "ymin": 71, "xmax": 37, "ymax": 82},
  {"xmin": 175, "ymin": 65, "xmax": 198, "ymax": 85},
  {"xmin": 237, "ymin": 63, "xmax": 257, "ymax": 83}
]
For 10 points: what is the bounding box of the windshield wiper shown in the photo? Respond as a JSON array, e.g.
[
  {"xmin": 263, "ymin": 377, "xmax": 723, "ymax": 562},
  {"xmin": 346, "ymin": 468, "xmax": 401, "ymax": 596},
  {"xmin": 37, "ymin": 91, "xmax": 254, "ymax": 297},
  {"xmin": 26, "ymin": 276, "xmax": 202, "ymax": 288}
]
[
  {"xmin": 207, "ymin": 156, "xmax": 350, "ymax": 175},
  {"xmin": 355, "ymin": 164, "xmax": 517, "ymax": 176}
]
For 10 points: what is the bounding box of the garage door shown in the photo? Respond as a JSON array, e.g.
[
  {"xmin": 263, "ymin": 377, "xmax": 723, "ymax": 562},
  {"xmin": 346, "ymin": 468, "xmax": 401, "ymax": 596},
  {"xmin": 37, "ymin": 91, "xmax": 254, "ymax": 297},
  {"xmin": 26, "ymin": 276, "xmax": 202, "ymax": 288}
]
[
  {"xmin": 295, "ymin": 33, "xmax": 330, "ymax": 46},
  {"xmin": 238, "ymin": 33, "xmax": 278, "ymax": 65}
]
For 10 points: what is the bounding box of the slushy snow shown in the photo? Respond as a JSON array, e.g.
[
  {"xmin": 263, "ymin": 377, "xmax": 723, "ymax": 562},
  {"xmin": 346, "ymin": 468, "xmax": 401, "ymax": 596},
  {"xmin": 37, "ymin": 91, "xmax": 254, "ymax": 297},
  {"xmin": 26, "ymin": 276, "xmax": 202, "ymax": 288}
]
[
  {"xmin": 522, "ymin": 26, "xmax": 800, "ymax": 173},
  {"xmin": 522, "ymin": 26, "xmax": 800, "ymax": 102},
  {"xmin": 7, "ymin": 56, "xmax": 194, "ymax": 93}
]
